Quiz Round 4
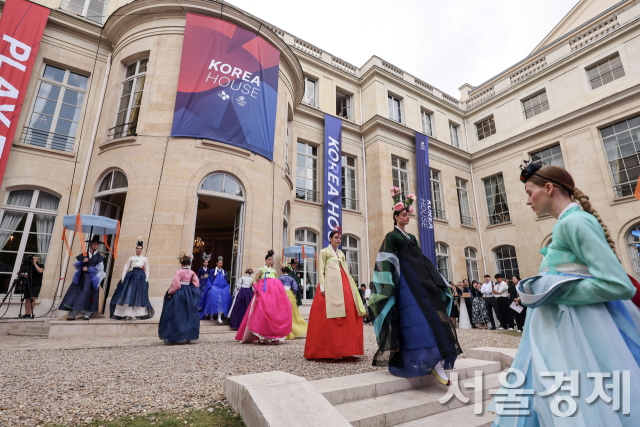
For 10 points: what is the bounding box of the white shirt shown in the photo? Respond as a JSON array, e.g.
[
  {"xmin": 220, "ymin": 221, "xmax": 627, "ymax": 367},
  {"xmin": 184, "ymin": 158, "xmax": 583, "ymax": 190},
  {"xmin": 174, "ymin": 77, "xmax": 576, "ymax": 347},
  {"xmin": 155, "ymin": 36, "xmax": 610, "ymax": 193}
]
[
  {"xmin": 480, "ymin": 281, "xmax": 495, "ymax": 298},
  {"xmin": 494, "ymin": 281, "xmax": 509, "ymax": 297},
  {"xmin": 122, "ymin": 255, "xmax": 150, "ymax": 281},
  {"xmin": 558, "ymin": 202, "xmax": 580, "ymax": 220}
]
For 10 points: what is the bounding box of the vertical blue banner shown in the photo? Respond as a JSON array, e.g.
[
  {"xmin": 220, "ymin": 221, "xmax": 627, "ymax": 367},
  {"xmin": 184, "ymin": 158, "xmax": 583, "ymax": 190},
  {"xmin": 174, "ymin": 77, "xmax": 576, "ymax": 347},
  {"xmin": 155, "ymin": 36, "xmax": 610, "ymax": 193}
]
[
  {"xmin": 323, "ymin": 114, "xmax": 343, "ymax": 249},
  {"xmin": 415, "ymin": 132, "xmax": 436, "ymax": 264}
]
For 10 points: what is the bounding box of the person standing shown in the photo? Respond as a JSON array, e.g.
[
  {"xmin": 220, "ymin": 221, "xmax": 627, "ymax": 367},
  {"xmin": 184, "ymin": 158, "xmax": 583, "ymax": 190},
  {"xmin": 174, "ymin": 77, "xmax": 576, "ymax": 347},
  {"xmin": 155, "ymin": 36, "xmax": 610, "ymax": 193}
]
[
  {"xmin": 459, "ymin": 280, "xmax": 474, "ymax": 328},
  {"xmin": 228, "ymin": 267, "xmax": 254, "ymax": 329},
  {"xmin": 509, "ymin": 275, "xmax": 526, "ymax": 333},
  {"xmin": 448, "ymin": 281, "xmax": 459, "ymax": 326},
  {"xmin": 493, "ymin": 273, "xmax": 512, "ymax": 330},
  {"xmin": 490, "ymin": 163, "xmax": 640, "ymax": 426},
  {"xmin": 471, "ymin": 280, "xmax": 490, "ymax": 329},
  {"xmin": 370, "ymin": 190, "xmax": 461, "ymax": 385},
  {"xmin": 199, "ymin": 256, "xmax": 232, "ymax": 323},
  {"xmin": 109, "ymin": 237, "xmax": 154, "ymax": 320},
  {"xmin": 60, "ymin": 235, "xmax": 105, "ymax": 321},
  {"xmin": 21, "ymin": 255, "xmax": 44, "ymax": 318},
  {"xmin": 359, "ymin": 284, "xmax": 369, "ymax": 323},
  {"xmin": 289, "ymin": 258, "xmax": 303, "ymax": 306},
  {"xmin": 235, "ymin": 250, "xmax": 292, "ymax": 344},
  {"xmin": 305, "ymin": 229, "xmax": 366, "ymax": 359},
  {"xmin": 280, "ymin": 265, "xmax": 308, "ymax": 340},
  {"xmin": 158, "ymin": 253, "xmax": 200, "ymax": 344},
  {"xmin": 480, "ymin": 274, "xmax": 498, "ymax": 330},
  {"xmin": 196, "ymin": 253, "xmax": 212, "ymax": 299}
]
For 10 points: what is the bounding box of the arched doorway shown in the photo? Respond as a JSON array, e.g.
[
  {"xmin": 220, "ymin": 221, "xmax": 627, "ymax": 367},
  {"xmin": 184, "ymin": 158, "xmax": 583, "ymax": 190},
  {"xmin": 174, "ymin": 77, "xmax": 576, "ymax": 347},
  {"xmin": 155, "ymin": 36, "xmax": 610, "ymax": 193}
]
[
  {"xmin": 93, "ymin": 169, "xmax": 128, "ymax": 310},
  {"xmin": 194, "ymin": 173, "xmax": 246, "ymax": 288}
]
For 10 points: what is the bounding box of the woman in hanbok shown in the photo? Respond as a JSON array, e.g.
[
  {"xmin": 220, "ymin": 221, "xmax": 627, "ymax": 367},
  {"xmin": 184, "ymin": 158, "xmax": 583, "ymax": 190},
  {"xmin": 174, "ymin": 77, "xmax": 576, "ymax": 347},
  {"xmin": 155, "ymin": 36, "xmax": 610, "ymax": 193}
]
[
  {"xmin": 196, "ymin": 253, "xmax": 212, "ymax": 298},
  {"xmin": 158, "ymin": 253, "xmax": 200, "ymax": 344},
  {"xmin": 369, "ymin": 189, "xmax": 461, "ymax": 385},
  {"xmin": 109, "ymin": 237, "xmax": 154, "ymax": 320},
  {"xmin": 198, "ymin": 256, "xmax": 232, "ymax": 323},
  {"xmin": 304, "ymin": 228, "xmax": 366, "ymax": 359},
  {"xmin": 471, "ymin": 280, "xmax": 490, "ymax": 329},
  {"xmin": 235, "ymin": 250, "xmax": 292, "ymax": 343},
  {"xmin": 228, "ymin": 267, "xmax": 254, "ymax": 329},
  {"xmin": 489, "ymin": 163, "xmax": 640, "ymax": 426},
  {"xmin": 281, "ymin": 265, "xmax": 308, "ymax": 340}
]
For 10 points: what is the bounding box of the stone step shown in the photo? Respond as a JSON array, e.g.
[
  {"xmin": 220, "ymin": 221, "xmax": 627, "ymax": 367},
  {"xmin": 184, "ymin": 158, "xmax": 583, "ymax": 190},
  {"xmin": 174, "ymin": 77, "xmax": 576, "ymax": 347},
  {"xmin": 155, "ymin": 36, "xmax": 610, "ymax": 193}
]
[
  {"xmin": 392, "ymin": 399, "xmax": 495, "ymax": 427},
  {"xmin": 312, "ymin": 358, "xmax": 502, "ymax": 405},
  {"xmin": 26, "ymin": 326, "xmax": 50, "ymax": 334},
  {"xmin": 334, "ymin": 371, "xmax": 502, "ymax": 427},
  {"xmin": 8, "ymin": 332, "xmax": 48, "ymax": 338}
]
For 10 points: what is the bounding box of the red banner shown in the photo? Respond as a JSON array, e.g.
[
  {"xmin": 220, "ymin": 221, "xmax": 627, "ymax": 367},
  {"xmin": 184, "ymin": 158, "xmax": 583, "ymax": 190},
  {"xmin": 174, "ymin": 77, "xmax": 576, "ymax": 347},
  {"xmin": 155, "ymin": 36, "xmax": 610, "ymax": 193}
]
[{"xmin": 0, "ymin": 0, "xmax": 49, "ymax": 187}]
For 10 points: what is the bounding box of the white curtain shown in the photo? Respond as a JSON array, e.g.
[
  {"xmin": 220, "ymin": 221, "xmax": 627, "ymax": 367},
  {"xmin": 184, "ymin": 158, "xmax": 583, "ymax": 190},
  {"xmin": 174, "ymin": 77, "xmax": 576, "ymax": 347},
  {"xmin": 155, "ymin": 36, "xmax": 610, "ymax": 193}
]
[
  {"xmin": 35, "ymin": 214, "xmax": 55, "ymax": 264},
  {"xmin": 0, "ymin": 211, "xmax": 26, "ymax": 250},
  {"xmin": 345, "ymin": 249, "xmax": 358, "ymax": 283}
]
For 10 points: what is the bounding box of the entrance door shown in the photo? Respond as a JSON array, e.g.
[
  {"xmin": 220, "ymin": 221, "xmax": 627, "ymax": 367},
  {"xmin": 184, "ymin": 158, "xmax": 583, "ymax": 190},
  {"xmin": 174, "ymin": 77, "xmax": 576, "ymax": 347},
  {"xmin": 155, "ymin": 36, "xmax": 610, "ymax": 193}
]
[
  {"xmin": 92, "ymin": 198, "xmax": 123, "ymax": 312},
  {"xmin": 229, "ymin": 203, "xmax": 244, "ymax": 288}
]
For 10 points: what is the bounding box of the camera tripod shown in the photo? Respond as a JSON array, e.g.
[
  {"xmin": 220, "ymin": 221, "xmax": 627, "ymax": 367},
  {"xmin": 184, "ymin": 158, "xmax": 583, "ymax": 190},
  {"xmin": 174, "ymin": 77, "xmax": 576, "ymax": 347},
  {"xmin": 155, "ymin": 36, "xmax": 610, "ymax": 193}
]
[{"xmin": 0, "ymin": 256, "xmax": 35, "ymax": 319}]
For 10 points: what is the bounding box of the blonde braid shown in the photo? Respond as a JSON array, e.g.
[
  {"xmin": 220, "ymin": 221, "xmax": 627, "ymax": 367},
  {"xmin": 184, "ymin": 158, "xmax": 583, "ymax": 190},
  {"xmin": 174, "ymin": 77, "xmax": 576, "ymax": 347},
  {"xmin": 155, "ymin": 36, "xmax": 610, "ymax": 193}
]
[{"xmin": 571, "ymin": 187, "xmax": 620, "ymax": 261}]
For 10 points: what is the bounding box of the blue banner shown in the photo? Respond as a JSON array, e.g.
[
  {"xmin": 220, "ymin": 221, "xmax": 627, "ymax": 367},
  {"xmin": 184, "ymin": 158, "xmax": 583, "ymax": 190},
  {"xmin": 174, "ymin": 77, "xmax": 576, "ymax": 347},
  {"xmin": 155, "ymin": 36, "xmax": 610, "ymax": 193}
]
[
  {"xmin": 415, "ymin": 132, "xmax": 436, "ymax": 264},
  {"xmin": 323, "ymin": 114, "xmax": 343, "ymax": 249}
]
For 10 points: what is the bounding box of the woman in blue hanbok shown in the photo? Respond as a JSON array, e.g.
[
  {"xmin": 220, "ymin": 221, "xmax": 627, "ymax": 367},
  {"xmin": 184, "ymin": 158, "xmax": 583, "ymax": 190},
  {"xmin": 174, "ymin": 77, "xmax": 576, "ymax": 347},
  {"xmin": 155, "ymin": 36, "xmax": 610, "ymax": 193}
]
[
  {"xmin": 490, "ymin": 163, "xmax": 640, "ymax": 427},
  {"xmin": 109, "ymin": 237, "xmax": 154, "ymax": 320},
  {"xmin": 198, "ymin": 256, "xmax": 232, "ymax": 323},
  {"xmin": 196, "ymin": 253, "xmax": 212, "ymax": 299}
]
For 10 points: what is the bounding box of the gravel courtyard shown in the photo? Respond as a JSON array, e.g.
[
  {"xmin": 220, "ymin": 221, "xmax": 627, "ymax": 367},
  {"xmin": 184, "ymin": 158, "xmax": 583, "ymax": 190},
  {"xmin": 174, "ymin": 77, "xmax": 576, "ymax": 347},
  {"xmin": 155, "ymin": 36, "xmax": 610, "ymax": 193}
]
[{"xmin": 0, "ymin": 327, "xmax": 521, "ymax": 426}]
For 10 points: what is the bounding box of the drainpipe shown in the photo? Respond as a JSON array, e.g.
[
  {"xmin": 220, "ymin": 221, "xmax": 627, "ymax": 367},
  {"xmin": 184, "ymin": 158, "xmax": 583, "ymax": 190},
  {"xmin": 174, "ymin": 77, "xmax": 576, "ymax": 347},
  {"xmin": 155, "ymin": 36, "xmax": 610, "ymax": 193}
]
[
  {"xmin": 359, "ymin": 87, "xmax": 371, "ymax": 283},
  {"xmin": 464, "ymin": 118, "xmax": 487, "ymax": 275},
  {"xmin": 52, "ymin": 54, "xmax": 112, "ymax": 311}
]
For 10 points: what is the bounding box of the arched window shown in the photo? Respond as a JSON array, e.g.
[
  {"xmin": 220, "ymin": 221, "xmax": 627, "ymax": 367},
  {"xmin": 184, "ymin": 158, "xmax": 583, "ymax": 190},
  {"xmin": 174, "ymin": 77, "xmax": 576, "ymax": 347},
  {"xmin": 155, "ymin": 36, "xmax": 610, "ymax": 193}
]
[
  {"xmin": 200, "ymin": 173, "xmax": 244, "ymax": 200},
  {"xmin": 436, "ymin": 242, "xmax": 450, "ymax": 281},
  {"xmin": 0, "ymin": 189, "xmax": 60, "ymax": 294},
  {"xmin": 295, "ymin": 228, "xmax": 318, "ymax": 299},
  {"xmin": 495, "ymin": 245, "xmax": 520, "ymax": 281},
  {"xmin": 464, "ymin": 247, "xmax": 480, "ymax": 283},
  {"xmin": 343, "ymin": 235, "xmax": 360, "ymax": 285},
  {"xmin": 97, "ymin": 170, "xmax": 128, "ymax": 196},
  {"xmin": 626, "ymin": 222, "xmax": 640, "ymax": 279}
]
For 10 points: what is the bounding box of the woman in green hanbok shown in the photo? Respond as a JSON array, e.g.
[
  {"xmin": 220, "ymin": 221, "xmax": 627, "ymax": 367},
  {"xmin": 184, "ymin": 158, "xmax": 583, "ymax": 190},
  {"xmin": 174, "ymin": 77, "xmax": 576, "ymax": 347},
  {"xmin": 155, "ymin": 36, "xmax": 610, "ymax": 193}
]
[{"xmin": 490, "ymin": 163, "xmax": 640, "ymax": 427}]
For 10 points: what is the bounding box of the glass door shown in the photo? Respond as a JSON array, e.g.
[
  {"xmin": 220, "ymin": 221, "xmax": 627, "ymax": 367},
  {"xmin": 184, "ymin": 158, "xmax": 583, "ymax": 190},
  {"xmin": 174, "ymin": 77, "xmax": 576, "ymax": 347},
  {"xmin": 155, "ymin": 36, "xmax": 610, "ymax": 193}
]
[{"xmin": 229, "ymin": 203, "xmax": 244, "ymax": 290}]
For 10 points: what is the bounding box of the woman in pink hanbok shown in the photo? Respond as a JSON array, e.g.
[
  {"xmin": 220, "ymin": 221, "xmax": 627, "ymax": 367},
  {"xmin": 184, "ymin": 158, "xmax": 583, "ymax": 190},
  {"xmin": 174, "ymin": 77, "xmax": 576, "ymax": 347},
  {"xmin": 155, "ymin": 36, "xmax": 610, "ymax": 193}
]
[{"xmin": 235, "ymin": 250, "xmax": 292, "ymax": 343}]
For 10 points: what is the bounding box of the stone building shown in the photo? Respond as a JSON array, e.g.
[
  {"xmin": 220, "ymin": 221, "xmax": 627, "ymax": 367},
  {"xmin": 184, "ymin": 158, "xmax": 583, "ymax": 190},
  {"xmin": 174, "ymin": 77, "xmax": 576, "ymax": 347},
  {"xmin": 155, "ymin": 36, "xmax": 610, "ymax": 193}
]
[{"xmin": 1, "ymin": 0, "xmax": 639, "ymax": 317}]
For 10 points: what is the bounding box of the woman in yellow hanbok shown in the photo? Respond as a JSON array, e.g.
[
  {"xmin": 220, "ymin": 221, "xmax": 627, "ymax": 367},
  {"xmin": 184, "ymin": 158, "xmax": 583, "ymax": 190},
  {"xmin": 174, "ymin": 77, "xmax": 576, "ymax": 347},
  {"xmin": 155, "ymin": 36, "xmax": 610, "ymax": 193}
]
[{"xmin": 280, "ymin": 265, "xmax": 308, "ymax": 339}]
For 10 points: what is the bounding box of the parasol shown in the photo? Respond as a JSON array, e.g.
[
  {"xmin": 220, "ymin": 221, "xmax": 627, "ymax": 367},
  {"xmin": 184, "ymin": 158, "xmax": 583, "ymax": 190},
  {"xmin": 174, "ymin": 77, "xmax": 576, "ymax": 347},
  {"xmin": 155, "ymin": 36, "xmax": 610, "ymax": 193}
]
[{"xmin": 61, "ymin": 213, "xmax": 120, "ymax": 259}]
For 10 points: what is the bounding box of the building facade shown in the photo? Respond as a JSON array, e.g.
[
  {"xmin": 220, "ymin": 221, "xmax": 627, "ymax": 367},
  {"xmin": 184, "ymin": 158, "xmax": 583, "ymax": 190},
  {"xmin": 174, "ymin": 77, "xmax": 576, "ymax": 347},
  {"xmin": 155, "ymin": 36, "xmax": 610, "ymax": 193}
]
[{"xmin": 1, "ymin": 0, "xmax": 639, "ymax": 317}]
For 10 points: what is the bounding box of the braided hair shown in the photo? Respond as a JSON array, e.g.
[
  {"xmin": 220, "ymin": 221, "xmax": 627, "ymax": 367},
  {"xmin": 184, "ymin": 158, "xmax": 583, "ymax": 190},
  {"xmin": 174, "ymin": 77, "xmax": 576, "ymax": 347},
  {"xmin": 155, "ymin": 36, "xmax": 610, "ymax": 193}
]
[{"xmin": 526, "ymin": 165, "xmax": 619, "ymax": 260}]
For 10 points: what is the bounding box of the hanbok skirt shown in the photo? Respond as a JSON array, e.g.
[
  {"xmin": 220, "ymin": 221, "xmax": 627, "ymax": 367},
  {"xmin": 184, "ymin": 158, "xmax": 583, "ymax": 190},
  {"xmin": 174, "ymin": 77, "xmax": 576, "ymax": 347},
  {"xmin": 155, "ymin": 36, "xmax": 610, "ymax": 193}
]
[
  {"xmin": 198, "ymin": 275, "xmax": 232, "ymax": 318},
  {"xmin": 235, "ymin": 278, "xmax": 292, "ymax": 343},
  {"xmin": 285, "ymin": 289, "xmax": 308, "ymax": 340},
  {"xmin": 109, "ymin": 268, "xmax": 155, "ymax": 319},
  {"xmin": 158, "ymin": 284, "xmax": 200, "ymax": 344},
  {"xmin": 229, "ymin": 287, "xmax": 253, "ymax": 329},
  {"xmin": 472, "ymin": 295, "xmax": 490, "ymax": 324},
  {"xmin": 60, "ymin": 271, "xmax": 99, "ymax": 313},
  {"xmin": 304, "ymin": 266, "xmax": 363, "ymax": 359},
  {"xmin": 389, "ymin": 272, "xmax": 456, "ymax": 377}
]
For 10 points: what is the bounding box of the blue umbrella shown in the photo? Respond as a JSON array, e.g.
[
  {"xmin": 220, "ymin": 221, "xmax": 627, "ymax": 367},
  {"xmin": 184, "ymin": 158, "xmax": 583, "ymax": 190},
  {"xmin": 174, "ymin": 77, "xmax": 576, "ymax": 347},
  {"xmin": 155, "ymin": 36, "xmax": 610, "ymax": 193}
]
[{"xmin": 62, "ymin": 214, "xmax": 120, "ymax": 259}]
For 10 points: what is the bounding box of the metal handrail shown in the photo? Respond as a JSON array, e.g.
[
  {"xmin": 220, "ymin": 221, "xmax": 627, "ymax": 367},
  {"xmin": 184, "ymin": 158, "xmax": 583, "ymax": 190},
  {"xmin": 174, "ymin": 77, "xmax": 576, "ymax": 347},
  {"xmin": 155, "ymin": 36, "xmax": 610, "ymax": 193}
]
[
  {"xmin": 461, "ymin": 215, "xmax": 474, "ymax": 227},
  {"xmin": 108, "ymin": 122, "xmax": 137, "ymax": 140},
  {"xmin": 433, "ymin": 208, "xmax": 446, "ymax": 221},
  {"xmin": 20, "ymin": 127, "xmax": 75, "ymax": 152},
  {"xmin": 342, "ymin": 197, "xmax": 358, "ymax": 210},
  {"xmin": 295, "ymin": 187, "xmax": 318, "ymax": 203}
]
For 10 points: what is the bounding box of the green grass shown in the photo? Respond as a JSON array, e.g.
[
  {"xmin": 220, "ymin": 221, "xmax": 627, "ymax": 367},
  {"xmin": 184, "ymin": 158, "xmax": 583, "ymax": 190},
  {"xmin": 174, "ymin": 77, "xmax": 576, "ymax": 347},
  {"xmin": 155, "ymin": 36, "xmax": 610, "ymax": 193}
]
[{"xmin": 49, "ymin": 406, "xmax": 244, "ymax": 427}]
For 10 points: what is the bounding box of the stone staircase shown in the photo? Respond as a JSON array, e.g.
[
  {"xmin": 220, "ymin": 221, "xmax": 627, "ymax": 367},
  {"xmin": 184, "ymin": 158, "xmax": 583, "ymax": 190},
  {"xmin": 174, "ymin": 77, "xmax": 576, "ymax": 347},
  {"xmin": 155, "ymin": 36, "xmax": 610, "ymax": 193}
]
[
  {"xmin": 5, "ymin": 319, "xmax": 51, "ymax": 338},
  {"xmin": 312, "ymin": 357, "xmax": 500, "ymax": 427}
]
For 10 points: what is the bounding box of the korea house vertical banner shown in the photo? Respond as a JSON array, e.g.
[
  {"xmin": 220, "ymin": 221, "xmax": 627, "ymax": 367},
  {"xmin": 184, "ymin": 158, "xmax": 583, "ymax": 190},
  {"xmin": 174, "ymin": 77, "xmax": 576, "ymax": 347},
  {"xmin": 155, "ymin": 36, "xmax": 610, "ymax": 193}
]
[
  {"xmin": 415, "ymin": 132, "xmax": 436, "ymax": 264},
  {"xmin": 0, "ymin": 0, "xmax": 50, "ymax": 187},
  {"xmin": 323, "ymin": 114, "xmax": 342, "ymax": 249},
  {"xmin": 171, "ymin": 13, "xmax": 280, "ymax": 161}
]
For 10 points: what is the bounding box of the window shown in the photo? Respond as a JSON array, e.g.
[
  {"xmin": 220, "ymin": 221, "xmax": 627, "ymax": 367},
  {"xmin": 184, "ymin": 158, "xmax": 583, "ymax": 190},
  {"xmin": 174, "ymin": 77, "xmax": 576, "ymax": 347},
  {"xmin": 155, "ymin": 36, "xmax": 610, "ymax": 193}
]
[
  {"xmin": 303, "ymin": 76, "xmax": 317, "ymax": 107},
  {"xmin": 200, "ymin": 173, "xmax": 244, "ymax": 199},
  {"xmin": 295, "ymin": 229, "xmax": 318, "ymax": 299},
  {"xmin": 465, "ymin": 247, "xmax": 480, "ymax": 283},
  {"xmin": 111, "ymin": 59, "xmax": 148, "ymax": 139},
  {"xmin": 342, "ymin": 235, "xmax": 360, "ymax": 285},
  {"xmin": 97, "ymin": 170, "xmax": 128, "ymax": 195},
  {"xmin": 388, "ymin": 95, "xmax": 402, "ymax": 123},
  {"xmin": 495, "ymin": 245, "xmax": 520, "ymax": 282},
  {"xmin": 450, "ymin": 123, "xmax": 460, "ymax": 148},
  {"xmin": 456, "ymin": 178, "xmax": 473, "ymax": 227},
  {"xmin": 530, "ymin": 144, "xmax": 565, "ymax": 168},
  {"xmin": 436, "ymin": 242, "xmax": 450, "ymax": 281},
  {"xmin": 283, "ymin": 202, "xmax": 290, "ymax": 249},
  {"xmin": 484, "ymin": 174, "xmax": 510, "ymax": 225},
  {"xmin": 342, "ymin": 155, "xmax": 357, "ymax": 210},
  {"xmin": 391, "ymin": 156, "xmax": 410, "ymax": 195},
  {"xmin": 587, "ymin": 54, "xmax": 625, "ymax": 90},
  {"xmin": 600, "ymin": 115, "xmax": 640, "ymax": 197},
  {"xmin": 296, "ymin": 142, "xmax": 318, "ymax": 202},
  {"xmin": 627, "ymin": 222, "xmax": 640, "ymax": 279},
  {"xmin": 476, "ymin": 116, "xmax": 496, "ymax": 141},
  {"xmin": 0, "ymin": 189, "xmax": 60, "ymax": 294},
  {"xmin": 430, "ymin": 169, "xmax": 445, "ymax": 220},
  {"xmin": 62, "ymin": 0, "xmax": 108, "ymax": 23},
  {"xmin": 522, "ymin": 91, "xmax": 550, "ymax": 119},
  {"xmin": 336, "ymin": 91, "xmax": 352, "ymax": 120},
  {"xmin": 22, "ymin": 65, "xmax": 88, "ymax": 152},
  {"xmin": 421, "ymin": 110, "xmax": 433, "ymax": 136}
]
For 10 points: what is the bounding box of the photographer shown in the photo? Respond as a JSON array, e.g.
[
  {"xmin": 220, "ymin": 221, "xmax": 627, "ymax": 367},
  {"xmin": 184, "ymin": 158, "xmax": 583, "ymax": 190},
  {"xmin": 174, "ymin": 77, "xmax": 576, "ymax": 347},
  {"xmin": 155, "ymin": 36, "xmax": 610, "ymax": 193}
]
[{"xmin": 21, "ymin": 256, "xmax": 44, "ymax": 318}]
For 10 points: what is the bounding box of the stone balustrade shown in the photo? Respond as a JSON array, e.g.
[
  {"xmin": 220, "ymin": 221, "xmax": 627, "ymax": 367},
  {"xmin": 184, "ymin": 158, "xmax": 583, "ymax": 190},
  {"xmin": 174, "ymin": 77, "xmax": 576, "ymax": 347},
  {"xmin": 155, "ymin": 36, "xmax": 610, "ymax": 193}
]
[
  {"xmin": 570, "ymin": 16, "xmax": 619, "ymax": 52},
  {"xmin": 509, "ymin": 57, "xmax": 547, "ymax": 85},
  {"xmin": 414, "ymin": 77, "xmax": 434, "ymax": 92},
  {"xmin": 467, "ymin": 86, "xmax": 495, "ymax": 108},
  {"xmin": 331, "ymin": 56, "xmax": 357, "ymax": 75},
  {"xmin": 382, "ymin": 60, "xmax": 404, "ymax": 78},
  {"xmin": 293, "ymin": 37, "xmax": 322, "ymax": 59}
]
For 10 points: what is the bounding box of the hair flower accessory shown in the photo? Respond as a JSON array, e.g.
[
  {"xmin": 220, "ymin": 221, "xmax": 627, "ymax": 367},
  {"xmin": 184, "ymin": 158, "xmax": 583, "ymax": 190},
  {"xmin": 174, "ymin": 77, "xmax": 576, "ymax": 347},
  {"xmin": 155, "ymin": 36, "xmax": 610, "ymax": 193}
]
[
  {"xmin": 177, "ymin": 252, "xmax": 194, "ymax": 262},
  {"xmin": 392, "ymin": 187, "xmax": 416, "ymax": 212}
]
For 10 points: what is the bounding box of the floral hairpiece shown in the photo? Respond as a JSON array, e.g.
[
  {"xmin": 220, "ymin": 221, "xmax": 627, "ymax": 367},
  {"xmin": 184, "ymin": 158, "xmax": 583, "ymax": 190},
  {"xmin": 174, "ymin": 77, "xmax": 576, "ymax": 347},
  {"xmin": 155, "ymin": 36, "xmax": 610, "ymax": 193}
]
[
  {"xmin": 391, "ymin": 186, "xmax": 416, "ymax": 213},
  {"xmin": 177, "ymin": 252, "xmax": 194, "ymax": 262},
  {"xmin": 332, "ymin": 226, "xmax": 342, "ymax": 235}
]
